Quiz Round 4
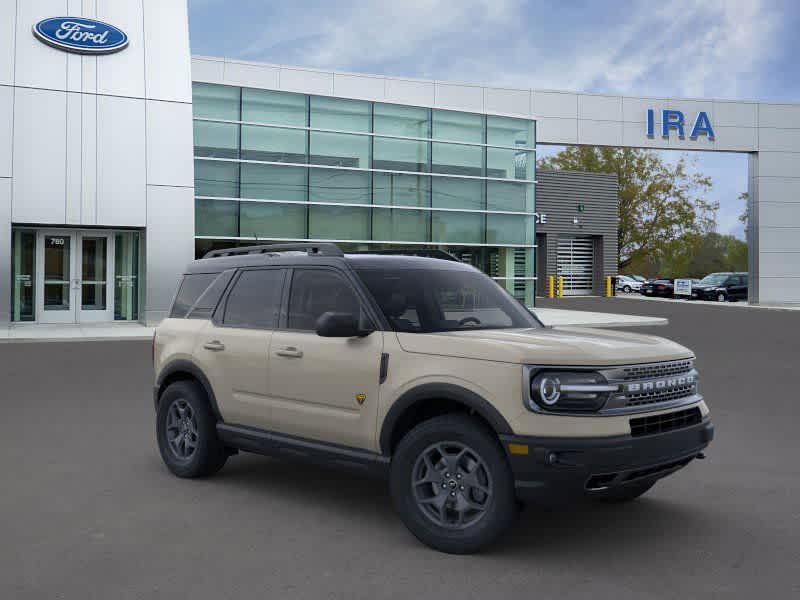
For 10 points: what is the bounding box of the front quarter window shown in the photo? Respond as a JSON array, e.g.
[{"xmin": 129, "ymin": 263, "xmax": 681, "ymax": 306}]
[{"xmin": 356, "ymin": 267, "xmax": 540, "ymax": 333}]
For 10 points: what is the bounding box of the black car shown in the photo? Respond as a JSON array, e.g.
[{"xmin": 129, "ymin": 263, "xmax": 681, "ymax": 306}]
[
  {"xmin": 691, "ymin": 272, "xmax": 748, "ymax": 302},
  {"xmin": 640, "ymin": 279, "xmax": 674, "ymax": 298}
]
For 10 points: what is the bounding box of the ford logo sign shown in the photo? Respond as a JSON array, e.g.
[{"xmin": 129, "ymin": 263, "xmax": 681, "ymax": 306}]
[{"xmin": 33, "ymin": 17, "xmax": 128, "ymax": 55}]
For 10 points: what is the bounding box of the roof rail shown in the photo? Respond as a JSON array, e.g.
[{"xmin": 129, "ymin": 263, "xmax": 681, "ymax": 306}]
[
  {"xmin": 348, "ymin": 248, "xmax": 460, "ymax": 261},
  {"xmin": 202, "ymin": 242, "xmax": 344, "ymax": 259}
]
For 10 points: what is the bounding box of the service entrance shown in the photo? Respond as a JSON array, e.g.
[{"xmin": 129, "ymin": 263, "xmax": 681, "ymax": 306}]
[{"xmin": 557, "ymin": 236, "xmax": 594, "ymax": 296}]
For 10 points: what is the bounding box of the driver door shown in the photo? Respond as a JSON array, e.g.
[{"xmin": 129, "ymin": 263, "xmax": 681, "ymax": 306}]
[{"xmin": 267, "ymin": 267, "xmax": 383, "ymax": 451}]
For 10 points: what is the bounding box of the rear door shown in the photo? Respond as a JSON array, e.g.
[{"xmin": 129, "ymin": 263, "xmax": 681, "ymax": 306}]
[
  {"xmin": 193, "ymin": 268, "xmax": 286, "ymax": 429},
  {"xmin": 267, "ymin": 267, "xmax": 383, "ymax": 451}
]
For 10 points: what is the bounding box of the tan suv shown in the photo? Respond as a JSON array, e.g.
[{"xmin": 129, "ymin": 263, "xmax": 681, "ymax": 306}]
[{"xmin": 153, "ymin": 243, "xmax": 713, "ymax": 554}]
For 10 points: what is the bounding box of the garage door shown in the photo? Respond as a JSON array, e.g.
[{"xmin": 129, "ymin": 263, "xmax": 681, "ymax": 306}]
[{"xmin": 557, "ymin": 236, "xmax": 594, "ymax": 296}]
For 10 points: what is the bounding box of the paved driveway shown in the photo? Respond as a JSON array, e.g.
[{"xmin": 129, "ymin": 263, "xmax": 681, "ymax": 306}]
[{"xmin": 1, "ymin": 299, "xmax": 798, "ymax": 599}]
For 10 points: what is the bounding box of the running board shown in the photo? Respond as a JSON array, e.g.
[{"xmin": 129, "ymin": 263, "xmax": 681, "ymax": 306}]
[{"xmin": 216, "ymin": 423, "xmax": 389, "ymax": 478}]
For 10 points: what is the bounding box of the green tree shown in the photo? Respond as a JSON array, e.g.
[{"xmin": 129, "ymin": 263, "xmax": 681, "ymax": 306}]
[{"xmin": 538, "ymin": 147, "xmax": 718, "ymax": 271}]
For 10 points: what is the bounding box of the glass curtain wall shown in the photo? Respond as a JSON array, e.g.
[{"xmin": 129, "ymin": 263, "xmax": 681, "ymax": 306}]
[{"xmin": 193, "ymin": 83, "xmax": 536, "ymax": 302}]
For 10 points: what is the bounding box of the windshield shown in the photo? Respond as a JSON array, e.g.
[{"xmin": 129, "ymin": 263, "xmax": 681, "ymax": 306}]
[
  {"xmin": 699, "ymin": 273, "xmax": 729, "ymax": 285},
  {"xmin": 355, "ymin": 268, "xmax": 541, "ymax": 333}
]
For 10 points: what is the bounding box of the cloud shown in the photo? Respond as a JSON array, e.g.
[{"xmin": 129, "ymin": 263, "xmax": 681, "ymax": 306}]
[{"xmin": 217, "ymin": 0, "xmax": 782, "ymax": 100}]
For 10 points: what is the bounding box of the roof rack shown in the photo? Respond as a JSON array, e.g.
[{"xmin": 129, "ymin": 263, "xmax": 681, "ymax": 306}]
[
  {"xmin": 202, "ymin": 242, "xmax": 344, "ymax": 259},
  {"xmin": 348, "ymin": 248, "xmax": 459, "ymax": 261}
]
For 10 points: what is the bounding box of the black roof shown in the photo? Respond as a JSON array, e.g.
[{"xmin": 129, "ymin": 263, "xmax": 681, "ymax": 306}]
[{"xmin": 185, "ymin": 243, "xmax": 476, "ymax": 275}]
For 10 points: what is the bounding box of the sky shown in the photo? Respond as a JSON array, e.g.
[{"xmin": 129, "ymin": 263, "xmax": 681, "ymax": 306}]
[{"xmin": 188, "ymin": 0, "xmax": 800, "ymax": 240}]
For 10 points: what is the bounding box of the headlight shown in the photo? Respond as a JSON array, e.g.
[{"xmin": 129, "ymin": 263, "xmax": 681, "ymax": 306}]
[{"xmin": 528, "ymin": 371, "xmax": 618, "ymax": 412}]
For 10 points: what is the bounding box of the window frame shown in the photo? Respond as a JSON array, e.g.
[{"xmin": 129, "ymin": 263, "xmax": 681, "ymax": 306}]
[{"xmin": 212, "ymin": 267, "xmax": 287, "ymax": 330}]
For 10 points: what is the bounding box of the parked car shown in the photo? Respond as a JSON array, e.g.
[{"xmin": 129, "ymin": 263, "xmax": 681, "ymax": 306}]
[
  {"xmin": 691, "ymin": 272, "xmax": 748, "ymax": 302},
  {"xmin": 153, "ymin": 243, "xmax": 713, "ymax": 554},
  {"xmin": 640, "ymin": 278, "xmax": 675, "ymax": 298},
  {"xmin": 616, "ymin": 275, "xmax": 643, "ymax": 293},
  {"xmin": 630, "ymin": 275, "xmax": 647, "ymax": 283}
]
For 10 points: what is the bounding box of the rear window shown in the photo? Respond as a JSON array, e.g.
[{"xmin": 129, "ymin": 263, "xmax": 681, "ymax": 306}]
[{"xmin": 169, "ymin": 273, "xmax": 218, "ymax": 318}]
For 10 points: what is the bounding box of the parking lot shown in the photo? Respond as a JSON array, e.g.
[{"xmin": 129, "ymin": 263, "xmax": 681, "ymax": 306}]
[{"xmin": 1, "ymin": 298, "xmax": 798, "ymax": 599}]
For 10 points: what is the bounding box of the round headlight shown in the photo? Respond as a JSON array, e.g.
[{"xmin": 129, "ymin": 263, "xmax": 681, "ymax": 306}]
[{"xmin": 538, "ymin": 376, "xmax": 561, "ymax": 405}]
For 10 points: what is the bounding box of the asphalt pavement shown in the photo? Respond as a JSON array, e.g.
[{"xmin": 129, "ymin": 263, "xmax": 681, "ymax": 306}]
[{"xmin": 1, "ymin": 297, "xmax": 798, "ymax": 599}]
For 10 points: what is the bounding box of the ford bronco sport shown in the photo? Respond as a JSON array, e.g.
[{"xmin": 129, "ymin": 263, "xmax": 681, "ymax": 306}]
[{"xmin": 153, "ymin": 243, "xmax": 713, "ymax": 554}]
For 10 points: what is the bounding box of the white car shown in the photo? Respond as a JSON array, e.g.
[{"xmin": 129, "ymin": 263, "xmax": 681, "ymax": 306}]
[{"xmin": 617, "ymin": 275, "xmax": 643, "ymax": 293}]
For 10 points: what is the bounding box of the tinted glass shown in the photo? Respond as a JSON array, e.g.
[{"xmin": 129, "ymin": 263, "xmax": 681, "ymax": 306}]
[
  {"xmin": 240, "ymin": 202, "xmax": 306, "ymax": 239},
  {"xmin": 486, "ymin": 116, "xmax": 534, "ymax": 147},
  {"xmin": 242, "ymin": 88, "xmax": 307, "ymax": 126},
  {"xmin": 171, "ymin": 273, "xmax": 218, "ymax": 318},
  {"xmin": 486, "ymin": 148, "xmax": 532, "ymax": 179},
  {"xmin": 310, "ymin": 96, "xmax": 370, "ymax": 131},
  {"xmin": 310, "ymin": 132, "xmax": 369, "ymax": 168},
  {"xmin": 309, "ymin": 168, "xmax": 370, "ymax": 204},
  {"xmin": 195, "ymin": 160, "xmax": 239, "ymax": 198},
  {"xmin": 287, "ymin": 269, "xmax": 361, "ymax": 330},
  {"xmin": 309, "ymin": 205, "xmax": 370, "ymax": 239},
  {"xmin": 241, "ymin": 125, "xmax": 306, "ymax": 163},
  {"xmin": 373, "ymin": 173, "xmax": 430, "ymax": 207},
  {"xmin": 188, "ymin": 270, "xmax": 234, "ymax": 319},
  {"xmin": 374, "ymin": 103, "xmax": 429, "ymax": 137},
  {"xmin": 432, "ymin": 110, "xmax": 483, "ymax": 143},
  {"xmin": 372, "ymin": 208, "xmax": 430, "ymax": 242},
  {"xmin": 487, "ymin": 180, "xmax": 532, "ymax": 212},
  {"xmin": 223, "ymin": 269, "xmax": 284, "ymax": 328},
  {"xmin": 240, "ymin": 163, "xmax": 307, "ymax": 201},
  {"xmin": 356, "ymin": 268, "xmax": 539, "ymax": 333},
  {"xmin": 196, "ymin": 199, "xmax": 238, "ymax": 237},
  {"xmin": 193, "ymin": 121, "xmax": 239, "ymax": 158},
  {"xmin": 431, "ymin": 142, "xmax": 483, "ymax": 176},
  {"xmin": 192, "ymin": 83, "xmax": 240, "ymax": 121},
  {"xmin": 373, "ymin": 137, "xmax": 428, "ymax": 172}
]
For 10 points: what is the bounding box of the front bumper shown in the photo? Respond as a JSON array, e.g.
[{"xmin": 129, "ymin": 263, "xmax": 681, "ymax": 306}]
[{"xmin": 500, "ymin": 417, "xmax": 713, "ymax": 502}]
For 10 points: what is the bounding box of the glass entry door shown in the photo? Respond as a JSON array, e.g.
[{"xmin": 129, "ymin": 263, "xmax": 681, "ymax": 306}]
[{"xmin": 35, "ymin": 231, "xmax": 114, "ymax": 323}]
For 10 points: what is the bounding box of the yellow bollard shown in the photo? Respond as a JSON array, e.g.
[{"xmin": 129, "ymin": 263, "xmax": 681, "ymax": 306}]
[
  {"xmin": 557, "ymin": 276, "xmax": 564, "ymax": 298},
  {"xmin": 606, "ymin": 276, "xmax": 613, "ymax": 297},
  {"xmin": 548, "ymin": 275, "xmax": 554, "ymax": 299}
]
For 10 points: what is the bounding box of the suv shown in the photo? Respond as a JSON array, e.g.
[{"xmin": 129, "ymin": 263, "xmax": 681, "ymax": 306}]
[
  {"xmin": 153, "ymin": 243, "xmax": 713, "ymax": 554},
  {"xmin": 616, "ymin": 275, "xmax": 643, "ymax": 293},
  {"xmin": 691, "ymin": 272, "xmax": 749, "ymax": 302}
]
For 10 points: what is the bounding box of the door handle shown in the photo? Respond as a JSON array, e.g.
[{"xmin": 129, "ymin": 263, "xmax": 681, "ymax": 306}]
[
  {"xmin": 275, "ymin": 346, "xmax": 303, "ymax": 358},
  {"xmin": 203, "ymin": 340, "xmax": 226, "ymax": 352}
]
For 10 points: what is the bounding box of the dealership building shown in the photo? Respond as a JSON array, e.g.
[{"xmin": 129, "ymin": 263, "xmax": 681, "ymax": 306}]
[{"xmin": 2, "ymin": 1, "xmax": 800, "ymax": 326}]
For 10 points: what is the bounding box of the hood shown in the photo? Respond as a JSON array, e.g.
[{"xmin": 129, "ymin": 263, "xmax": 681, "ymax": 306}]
[{"xmin": 395, "ymin": 326, "xmax": 693, "ymax": 366}]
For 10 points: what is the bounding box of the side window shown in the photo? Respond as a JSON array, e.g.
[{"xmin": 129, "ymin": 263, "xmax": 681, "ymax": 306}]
[
  {"xmin": 287, "ymin": 269, "xmax": 361, "ymax": 331},
  {"xmin": 222, "ymin": 269, "xmax": 284, "ymax": 329},
  {"xmin": 170, "ymin": 273, "xmax": 217, "ymax": 318},
  {"xmin": 187, "ymin": 270, "xmax": 235, "ymax": 319}
]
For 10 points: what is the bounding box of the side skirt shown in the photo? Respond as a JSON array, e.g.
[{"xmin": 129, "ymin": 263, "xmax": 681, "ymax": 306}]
[{"xmin": 217, "ymin": 423, "xmax": 390, "ymax": 479}]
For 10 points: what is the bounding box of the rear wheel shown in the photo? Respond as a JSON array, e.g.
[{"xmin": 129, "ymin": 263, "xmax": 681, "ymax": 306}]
[
  {"xmin": 623, "ymin": 285, "xmax": 632, "ymax": 293},
  {"xmin": 156, "ymin": 380, "xmax": 227, "ymax": 478},
  {"xmin": 390, "ymin": 414, "xmax": 517, "ymax": 554},
  {"xmin": 592, "ymin": 480, "xmax": 654, "ymax": 503}
]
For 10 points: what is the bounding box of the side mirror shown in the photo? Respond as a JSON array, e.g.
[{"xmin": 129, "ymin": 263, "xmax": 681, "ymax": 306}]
[{"xmin": 315, "ymin": 311, "xmax": 373, "ymax": 338}]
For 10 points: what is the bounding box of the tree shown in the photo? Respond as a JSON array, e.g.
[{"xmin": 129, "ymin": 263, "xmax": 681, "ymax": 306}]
[{"xmin": 538, "ymin": 147, "xmax": 718, "ymax": 271}]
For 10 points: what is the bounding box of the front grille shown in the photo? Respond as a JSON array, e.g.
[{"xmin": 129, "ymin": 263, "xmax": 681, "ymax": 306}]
[
  {"xmin": 630, "ymin": 407, "xmax": 702, "ymax": 437},
  {"xmin": 621, "ymin": 359, "xmax": 693, "ymax": 381},
  {"xmin": 626, "ymin": 383, "xmax": 697, "ymax": 407}
]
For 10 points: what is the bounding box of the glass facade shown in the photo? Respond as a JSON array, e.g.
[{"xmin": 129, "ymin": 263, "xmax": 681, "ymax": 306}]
[{"xmin": 192, "ymin": 82, "xmax": 536, "ymax": 302}]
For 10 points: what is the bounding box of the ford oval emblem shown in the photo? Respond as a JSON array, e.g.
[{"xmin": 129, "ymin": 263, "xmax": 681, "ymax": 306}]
[{"xmin": 33, "ymin": 17, "xmax": 128, "ymax": 55}]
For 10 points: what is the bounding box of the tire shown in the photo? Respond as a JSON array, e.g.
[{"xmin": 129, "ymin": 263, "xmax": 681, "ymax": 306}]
[
  {"xmin": 390, "ymin": 414, "xmax": 517, "ymax": 554},
  {"xmin": 623, "ymin": 285, "xmax": 632, "ymax": 293},
  {"xmin": 592, "ymin": 480, "xmax": 655, "ymax": 503},
  {"xmin": 717, "ymin": 292, "xmax": 727, "ymax": 302},
  {"xmin": 156, "ymin": 380, "xmax": 227, "ymax": 478}
]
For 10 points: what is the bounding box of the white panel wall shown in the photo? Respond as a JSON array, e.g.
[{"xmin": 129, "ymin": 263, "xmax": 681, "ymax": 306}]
[
  {"xmin": 14, "ymin": 0, "xmax": 69, "ymax": 90},
  {"xmin": 11, "ymin": 87, "xmax": 67, "ymax": 224},
  {"xmin": 142, "ymin": 0, "xmax": 192, "ymax": 103},
  {"xmin": 96, "ymin": 95, "xmax": 146, "ymax": 226},
  {"xmin": 146, "ymin": 100, "xmax": 194, "ymax": 187},
  {"xmin": 0, "ymin": 0, "xmax": 16, "ymax": 86},
  {"xmin": 145, "ymin": 185, "xmax": 193, "ymax": 323},
  {"xmin": 96, "ymin": 0, "xmax": 145, "ymax": 98},
  {"xmin": 0, "ymin": 178, "xmax": 11, "ymax": 323},
  {"xmin": 0, "ymin": 85, "xmax": 12, "ymax": 178},
  {"xmin": 65, "ymin": 92, "xmax": 82, "ymax": 223}
]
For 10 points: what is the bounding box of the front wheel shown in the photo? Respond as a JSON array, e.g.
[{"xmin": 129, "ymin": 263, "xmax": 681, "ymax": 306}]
[
  {"xmin": 717, "ymin": 292, "xmax": 727, "ymax": 302},
  {"xmin": 623, "ymin": 285, "xmax": 632, "ymax": 293},
  {"xmin": 390, "ymin": 414, "xmax": 517, "ymax": 554},
  {"xmin": 156, "ymin": 380, "xmax": 227, "ymax": 478}
]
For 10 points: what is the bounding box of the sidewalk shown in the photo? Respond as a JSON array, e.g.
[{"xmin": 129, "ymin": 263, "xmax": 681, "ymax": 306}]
[{"xmin": 0, "ymin": 307, "xmax": 665, "ymax": 343}]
